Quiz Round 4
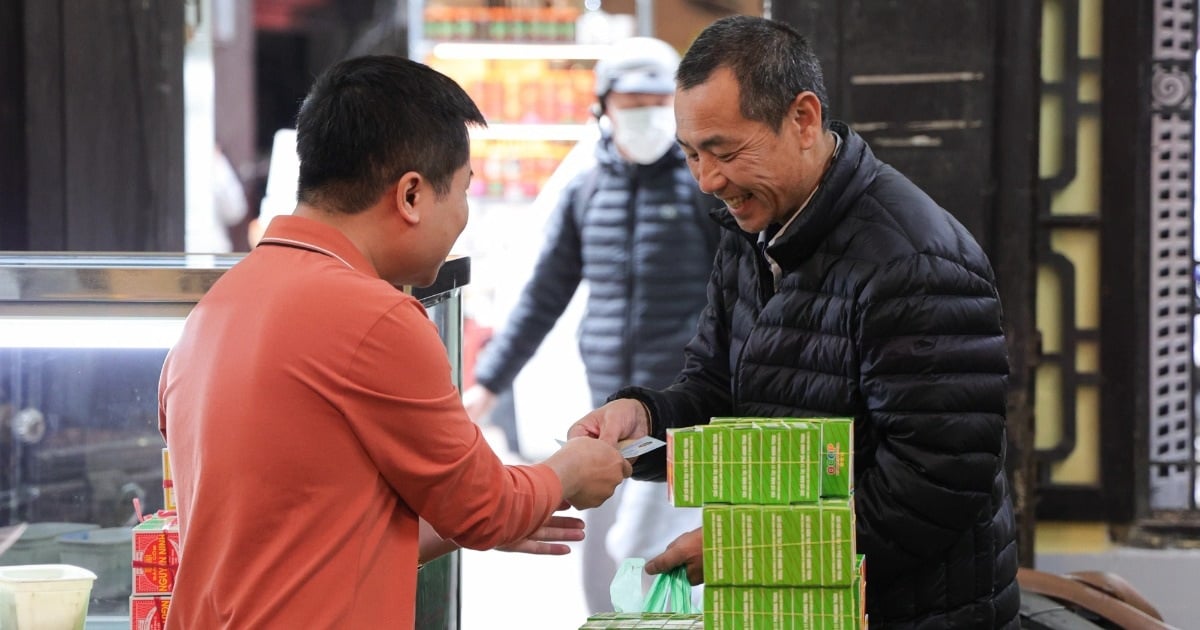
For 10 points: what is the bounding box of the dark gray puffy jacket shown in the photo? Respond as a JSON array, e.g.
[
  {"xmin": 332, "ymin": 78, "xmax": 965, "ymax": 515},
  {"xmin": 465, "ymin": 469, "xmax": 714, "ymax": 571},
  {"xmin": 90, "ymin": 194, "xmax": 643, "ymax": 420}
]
[
  {"xmin": 619, "ymin": 123, "xmax": 1019, "ymax": 628},
  {"xmin": 474, "ymin": 135, "xmax": 719, "ymax": 407}
]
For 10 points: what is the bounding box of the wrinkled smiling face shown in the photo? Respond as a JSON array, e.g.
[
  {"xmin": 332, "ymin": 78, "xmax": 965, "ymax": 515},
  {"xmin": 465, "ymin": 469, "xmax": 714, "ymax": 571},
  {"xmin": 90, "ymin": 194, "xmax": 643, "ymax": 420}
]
[{"xmin": 675, "ymin": 67, "xmax": 809, "ymax": 234}]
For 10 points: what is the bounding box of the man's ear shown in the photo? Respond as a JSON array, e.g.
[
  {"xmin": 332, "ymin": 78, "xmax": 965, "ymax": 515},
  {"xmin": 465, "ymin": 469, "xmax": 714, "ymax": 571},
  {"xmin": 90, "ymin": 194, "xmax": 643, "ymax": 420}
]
[
  {"xmin": 788, "ymin": 91, "xmax": 824, "ymax": 147},
  {"xmin": 394, "ymin": 172, "xmax": 423, "ymax": 224}
]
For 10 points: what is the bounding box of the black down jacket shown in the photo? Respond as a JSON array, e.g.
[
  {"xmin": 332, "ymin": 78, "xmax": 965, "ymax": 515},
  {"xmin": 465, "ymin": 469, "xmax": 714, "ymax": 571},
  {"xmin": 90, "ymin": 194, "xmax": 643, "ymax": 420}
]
[
  {"xmin": 474, "ymin": 135, "xmax": 719, "ymax": 407},
  {"xmin": 620, "ymin": 122, "xmax": 1019, "ymax": 628}
]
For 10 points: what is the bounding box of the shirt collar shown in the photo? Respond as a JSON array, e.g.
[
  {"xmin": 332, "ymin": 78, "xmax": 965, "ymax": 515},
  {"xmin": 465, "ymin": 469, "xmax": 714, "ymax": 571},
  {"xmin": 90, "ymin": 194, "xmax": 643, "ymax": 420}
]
[{"xmin": 257, "ymin": 215, "xmax": 379, "ymax": 278}]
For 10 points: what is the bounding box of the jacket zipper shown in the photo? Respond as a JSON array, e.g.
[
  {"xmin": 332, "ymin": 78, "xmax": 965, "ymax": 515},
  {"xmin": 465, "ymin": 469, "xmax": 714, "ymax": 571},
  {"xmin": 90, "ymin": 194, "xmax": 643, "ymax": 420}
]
[
  {"xmin": 731, "ymin": 233, "xmax": 773, "ymax": 408},
  {"xmin": 621, "ymin": 173, "xmax": 639, "ymax": 384}
]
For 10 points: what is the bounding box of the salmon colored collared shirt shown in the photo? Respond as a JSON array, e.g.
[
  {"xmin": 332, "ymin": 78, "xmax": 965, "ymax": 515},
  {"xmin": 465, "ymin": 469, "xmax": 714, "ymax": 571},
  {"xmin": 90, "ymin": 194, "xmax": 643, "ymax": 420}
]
[{"xmin": 159, "ymin": 215, "xmax": 561, "ymax": 629}]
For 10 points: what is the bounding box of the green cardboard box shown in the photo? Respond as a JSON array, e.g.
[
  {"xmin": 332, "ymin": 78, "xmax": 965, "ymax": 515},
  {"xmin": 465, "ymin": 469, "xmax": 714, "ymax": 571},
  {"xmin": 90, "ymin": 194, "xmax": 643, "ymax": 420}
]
[
  {"xmin": 794, "ymin": 588, "xmax": 822, "ymax": 629},
  {"xmin": 787, "ymin": 421, "xmax": 821, "ymax": 503},
  {"xmin": 820, "ymin": 499, "xmax": 855, "ymax": 586},
  {"xmin": 704, "ymin": 587, "xmax": 729, "ymax": 630},
  {"xmin": 703, "ymin": 424, "xmax": 733, "ymax": 503},
  {"xmin": 703, "ymin": 506, "xmax": 734, "ymax": 585},
  {"xmin": 772, "ymin": 418, "xmax": 822, "ymax": 503},
  {"xmin": 708, "ymin": 417, "xmax": 755, "ymax": 425},
  {"xmin": 730, "ymin": 586, "xmax": 755, "ymax": 630},
  {"xmin": 762, "ymin": 507, "xmax": 787, "ymax": 586},
  {"xmin": 819, "ymin": 418, "xmax": 854, "ymax": 498},
  {"xmin": 582, "ymin": 612, "xmax": 704, "ymax": 629},
  {"xmin": 763, "ymin": 505, "xmax": 820, "ymax": 586},
  {"xmin": 730, "ymin": 424, "xmax": 762, "ymax": 504},
  {"xmin": 822, "ymin": 586, "xmax": 856, "ymax": 630},
  {"xmin": 668, "ymin": 427, "xmax": 704, "ymax": 508},
  {"xmin": 731, "ymin": 506, "xmax": 762, "ymax": 585},
  {"xmin": 853, "ymin": 555, "xmax": 866, "ymax": 628},
  {"xmin": 755, "ymin": 587, "xmax": 794, "ymax": 630},
  {"xmin": 757, "ymin": 422, "xmax": 788, "ymax": 504}
]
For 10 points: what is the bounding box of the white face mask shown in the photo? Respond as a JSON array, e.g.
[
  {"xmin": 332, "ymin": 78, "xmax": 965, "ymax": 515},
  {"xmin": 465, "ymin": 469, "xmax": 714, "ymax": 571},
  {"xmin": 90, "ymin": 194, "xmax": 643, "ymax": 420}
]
[{"xmin": 610, "ymin": 105, "xmax": 677, "ymax": 165}]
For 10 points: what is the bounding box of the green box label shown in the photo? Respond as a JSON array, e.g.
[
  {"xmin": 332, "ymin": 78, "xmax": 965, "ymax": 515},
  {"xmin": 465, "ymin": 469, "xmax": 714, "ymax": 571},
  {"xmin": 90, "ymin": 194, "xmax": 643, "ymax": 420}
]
[
  {"xmin": 730, "ymin": 586, "xmax": 755, "ymax": 630},
  {"xmin": 794, "ymin": 588, "xmax": 822, "ymax": 629},
  {"xmin": 704, "ymin": 587, "xmax": 730, "ymax": 630},
  {"xmin": 789, "ymin": 422, "xmax": 821, "ymax": 503},
  {"xmin": 819, "ymin": 419, "xmax": 853, "ymax": 498},
  {"xmin": 820, "ymin": 500, "xmax": 855, "ymax": 586},
  {"xmin": 703, "ymin": 506, "xmax": 734, "ymax": 585},
  {"xmin": 765, "ymin": 505, "xmax": 820, "ymax": 586},
  {"xmin": 668, "ymin": 428, "xmax": 704, "ymax": 507},
  {"xmin": 773, "ymin": 418, "xmax": 821, "ymax": 503},
  {"xmin": 759, "ymin": 424, "xmax": 788, "ymax": 504},
  {"xmin": 732, "ymin": 507, "xmax": 762, "ymax": 585},
  {"xmin": 822, "ymin": 586, "xmax": 856, "ymax": 629},
  {"xmin": 756, "ymin": 587, "xmax": 794, "ymax": 630},
  {"xmin": 703, "ymin": 425, "xmax": 732, "ymax": 503},
  {"xmin": 731, "ymin": 425, "xmax": 761, "ymax": 504}
]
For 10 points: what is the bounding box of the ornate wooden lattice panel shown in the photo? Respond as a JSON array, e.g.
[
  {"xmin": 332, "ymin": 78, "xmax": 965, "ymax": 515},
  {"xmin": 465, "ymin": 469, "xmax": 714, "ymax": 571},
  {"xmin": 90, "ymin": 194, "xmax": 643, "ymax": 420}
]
[
  {"xmin": 1035, "ymin": 0, "xmax": 1105, "ymax": 499},
  {"xmin": 1148, "ymin": 0, "xmax": 1198, "ymax": 511}
]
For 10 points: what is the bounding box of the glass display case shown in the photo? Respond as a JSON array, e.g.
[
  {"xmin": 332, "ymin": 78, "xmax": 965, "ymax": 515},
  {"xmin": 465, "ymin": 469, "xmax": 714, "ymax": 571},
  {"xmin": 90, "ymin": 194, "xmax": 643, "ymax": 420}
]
[{"xmin": 0, "ymin": 252, "xmax": 470, "ymax": 629}]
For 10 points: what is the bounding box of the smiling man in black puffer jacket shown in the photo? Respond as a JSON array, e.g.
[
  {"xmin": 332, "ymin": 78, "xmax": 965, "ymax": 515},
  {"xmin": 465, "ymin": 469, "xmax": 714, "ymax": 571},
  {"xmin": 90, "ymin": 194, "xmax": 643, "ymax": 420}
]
[{"xmin": 569, "ymin": 16, "xmax": 1019, "ymax": 629}]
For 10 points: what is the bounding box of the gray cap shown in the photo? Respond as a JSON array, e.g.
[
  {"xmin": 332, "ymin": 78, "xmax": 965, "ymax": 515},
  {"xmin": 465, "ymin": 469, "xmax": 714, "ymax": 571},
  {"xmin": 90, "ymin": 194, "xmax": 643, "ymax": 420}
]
[{"xmin": 593, "ymin": 37, "xmax": 681, "ymax": 97}]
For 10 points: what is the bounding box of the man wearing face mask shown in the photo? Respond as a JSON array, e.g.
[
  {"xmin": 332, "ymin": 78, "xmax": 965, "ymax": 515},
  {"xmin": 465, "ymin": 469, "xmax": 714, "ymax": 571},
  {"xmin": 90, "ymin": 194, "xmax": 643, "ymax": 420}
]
[{"xmin": 463, "ymin": 37, "xmax": 719, "ymax": 613}]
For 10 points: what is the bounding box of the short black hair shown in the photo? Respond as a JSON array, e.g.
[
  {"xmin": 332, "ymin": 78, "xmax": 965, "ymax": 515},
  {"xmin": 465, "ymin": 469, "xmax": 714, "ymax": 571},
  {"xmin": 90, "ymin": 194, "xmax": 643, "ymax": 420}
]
[
  {"xmin": 295, "ymin": 55, "xmax": 486, "ymax": 214},
  {"xmin": 677, "ymin": 16, "xmax": 828, "ymax": 132}
]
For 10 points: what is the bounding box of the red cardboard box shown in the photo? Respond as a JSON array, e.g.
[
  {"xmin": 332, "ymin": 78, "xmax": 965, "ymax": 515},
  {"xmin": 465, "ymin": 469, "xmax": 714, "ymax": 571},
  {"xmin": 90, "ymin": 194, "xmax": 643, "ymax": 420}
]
[
  {"xmin": 132, "ymin": 514, "xmax": 180, "ymax": 595},
  {"xmin": 130, "ymin": 595, "xmax": 170, "ymax": 630}
]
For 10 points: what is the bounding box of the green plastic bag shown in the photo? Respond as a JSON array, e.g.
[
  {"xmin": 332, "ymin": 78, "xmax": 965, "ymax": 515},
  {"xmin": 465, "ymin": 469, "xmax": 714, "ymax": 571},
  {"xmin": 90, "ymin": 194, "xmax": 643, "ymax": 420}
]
[
  {"xmin": 611, "ymin": 558, "xmax": 698, "ymax": 614},
  {"xmin": 643, "ymin": 565, "xmax": 696, "ymax": 614},
  {"xmin": 610, "ymin": 558, "xmax": 647, "ymax": 613}
]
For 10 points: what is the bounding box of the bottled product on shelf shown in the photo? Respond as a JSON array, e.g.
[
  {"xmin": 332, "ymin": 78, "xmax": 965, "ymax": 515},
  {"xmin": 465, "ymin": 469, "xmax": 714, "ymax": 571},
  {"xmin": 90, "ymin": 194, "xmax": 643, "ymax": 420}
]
[
  {"xmin": 428, "ymin": 57, "xmax": 594, "ymax": 126},
  {"xmin": 470, "ymin": 140, "xmax": 574, "ymax": 201},
  {"xmin": 424, "ymin": 6, "xmax": 580, "ymax": 43},
  {"xmin": 422, "ymin": 3, "xmax": 600, "ymax": 203}
]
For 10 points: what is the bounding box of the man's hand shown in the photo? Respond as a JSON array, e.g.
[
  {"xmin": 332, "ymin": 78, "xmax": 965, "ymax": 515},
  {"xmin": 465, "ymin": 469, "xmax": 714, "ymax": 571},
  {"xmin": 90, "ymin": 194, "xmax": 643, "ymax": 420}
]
[
  {"xmin": 645, "ymin": 527, "xmax": 704, "ymax": 585},
  {"xmin": 566, "ymin": 398, "xmax": 651, "ymax": 447},
  {"xmin": 543, "ymin": 437, "xmax": 631, "ymax": 509},
  {"xmin": 497, "ymin": 510, "xmax": 585, "ymax": 555},
  {"xmin": 462, "ymin": 384, "xmax": 498, "ymax": 423}
]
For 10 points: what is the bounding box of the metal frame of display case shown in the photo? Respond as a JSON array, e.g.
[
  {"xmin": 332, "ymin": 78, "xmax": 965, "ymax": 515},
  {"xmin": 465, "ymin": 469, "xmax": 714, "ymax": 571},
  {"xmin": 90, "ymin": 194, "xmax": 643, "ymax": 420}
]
[{"xmin": 0, "ymin": 252, "xmax": 470, "ymax": 630}]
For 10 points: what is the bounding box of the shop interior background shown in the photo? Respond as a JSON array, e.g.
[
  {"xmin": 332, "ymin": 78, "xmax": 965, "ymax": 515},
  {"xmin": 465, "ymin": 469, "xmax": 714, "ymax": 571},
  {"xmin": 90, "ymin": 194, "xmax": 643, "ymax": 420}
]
[{"xmin": 4, "ymin": 0, "xmax": 1200, "ymax": 628}]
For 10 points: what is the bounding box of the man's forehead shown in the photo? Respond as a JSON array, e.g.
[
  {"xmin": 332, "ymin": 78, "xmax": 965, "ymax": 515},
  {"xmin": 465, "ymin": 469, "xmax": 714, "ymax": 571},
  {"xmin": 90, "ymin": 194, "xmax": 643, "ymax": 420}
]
[
  {"xmin": 678, "ymin": 133, "xmax": 735, "ymax": 152},
  {"xmin": 675, "ymin": 103, "xmax": 741, "ymax": 150}
]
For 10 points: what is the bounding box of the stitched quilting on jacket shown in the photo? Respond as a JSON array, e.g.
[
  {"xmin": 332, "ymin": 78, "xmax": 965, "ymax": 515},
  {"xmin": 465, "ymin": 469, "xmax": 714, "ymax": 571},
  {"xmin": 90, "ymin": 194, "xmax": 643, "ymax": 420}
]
[{"xmin": 620, "ymin": 122, "xmax": 1020, "ymax": 628}]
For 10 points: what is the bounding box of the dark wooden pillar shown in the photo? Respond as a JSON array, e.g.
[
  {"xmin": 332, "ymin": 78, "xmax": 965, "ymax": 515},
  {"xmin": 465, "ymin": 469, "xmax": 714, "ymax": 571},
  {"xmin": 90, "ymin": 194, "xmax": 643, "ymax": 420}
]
[
  {"xmin": 992, "ymin": 0, "xmax": 1042, "ymax": 567},
  {"xmin": 1102, "ymin": 0, "xmax": 1151, "ymax": 525},
  {"xmin": 1, "ymin": 0, "xmax": 185, "ymax": 252},
  {"xmin": 0, "ymin": 1, "xmax": 28, "ymax": 250}
]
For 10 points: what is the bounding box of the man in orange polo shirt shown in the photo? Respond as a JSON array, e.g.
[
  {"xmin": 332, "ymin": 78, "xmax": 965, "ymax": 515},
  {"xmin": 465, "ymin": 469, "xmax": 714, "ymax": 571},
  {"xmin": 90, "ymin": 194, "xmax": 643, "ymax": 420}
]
[{"xmin": 158, "ymin": 56, "xmax": 631, "ymax": 629}]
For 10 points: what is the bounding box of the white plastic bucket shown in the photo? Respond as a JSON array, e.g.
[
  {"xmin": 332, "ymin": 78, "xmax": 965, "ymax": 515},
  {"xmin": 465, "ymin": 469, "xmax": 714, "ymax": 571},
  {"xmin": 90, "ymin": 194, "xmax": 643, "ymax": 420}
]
[
  {"xmin": 0, "ymin": 564, "xmax": 97, "ymax": 630},
  {"xmin": 0, "ymin": 523, "xmax": 98, "ymax": 566},
  {"xmin": 57, "ymin": 527, "xmax": 132, "ymax": 601}
]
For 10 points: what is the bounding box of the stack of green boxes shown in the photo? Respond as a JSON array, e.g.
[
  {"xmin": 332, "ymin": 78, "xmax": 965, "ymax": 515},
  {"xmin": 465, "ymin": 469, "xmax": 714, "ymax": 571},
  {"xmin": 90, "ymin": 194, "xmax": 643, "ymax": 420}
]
[
  {"xmin": 578, "ymin": 613, "xmax": 704, "ymax": 629},
  {"xmin": 668, "ymin": 418, "xmax": 865, "ymax": 629}
]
